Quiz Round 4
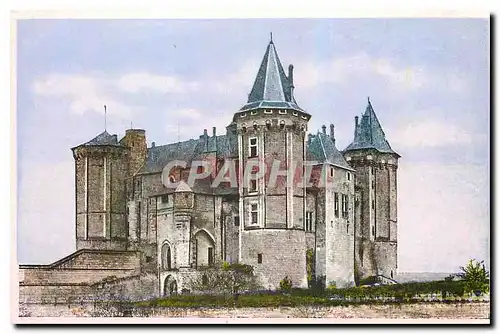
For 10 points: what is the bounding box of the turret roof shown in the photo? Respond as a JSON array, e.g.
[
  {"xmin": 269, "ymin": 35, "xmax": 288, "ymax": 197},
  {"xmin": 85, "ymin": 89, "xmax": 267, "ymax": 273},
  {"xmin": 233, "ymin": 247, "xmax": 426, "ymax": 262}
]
[
  {"xmin": 240, "ymin": 38, "xmax": 304, "ymax": 112},
  {"xmin": 344, "ymin": 99, "xmax": 399, "ymax": 156}
]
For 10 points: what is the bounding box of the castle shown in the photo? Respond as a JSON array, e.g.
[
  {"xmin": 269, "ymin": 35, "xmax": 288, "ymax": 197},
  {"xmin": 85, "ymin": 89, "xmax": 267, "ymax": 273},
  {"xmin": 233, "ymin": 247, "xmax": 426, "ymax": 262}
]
[{"xmin": 19, "ymin": 37, "xmax": 399, "ymax": 302}]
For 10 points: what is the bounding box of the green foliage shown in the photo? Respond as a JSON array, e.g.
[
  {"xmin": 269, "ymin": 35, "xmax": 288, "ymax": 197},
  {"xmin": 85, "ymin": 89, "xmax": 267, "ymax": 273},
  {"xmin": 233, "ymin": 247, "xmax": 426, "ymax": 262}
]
[
  {"xmin": 306, "ymin": 249, "xmax": 315, "ymax": 284},
  {"xmin": 137, "ymin": 278, "xmax": 479, "ymax": 309},
  {"xmin": 458, "ymin": 259, "xmax": 490, "ymax": 295},
  {"xmin": 279, "ymin": 276, "xmax": 293, "ymax": 291},
  {"xmin": 188, "ymin": 261, "xmax": 260, "ymax": 297},
  {"xmin": 324, "ymin": 279, "xmax": 464, "ymax": 302}
]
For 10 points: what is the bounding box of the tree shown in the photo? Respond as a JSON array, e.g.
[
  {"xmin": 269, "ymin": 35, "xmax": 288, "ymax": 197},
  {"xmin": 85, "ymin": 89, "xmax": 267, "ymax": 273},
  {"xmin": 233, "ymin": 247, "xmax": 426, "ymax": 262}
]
[
  {"xmin": 188, "ymin": 261, "xmax": 260, "ymax": 299},
  {"xmin": 457, "ymin": 259, "xmax": 489, "ymax": 296}
]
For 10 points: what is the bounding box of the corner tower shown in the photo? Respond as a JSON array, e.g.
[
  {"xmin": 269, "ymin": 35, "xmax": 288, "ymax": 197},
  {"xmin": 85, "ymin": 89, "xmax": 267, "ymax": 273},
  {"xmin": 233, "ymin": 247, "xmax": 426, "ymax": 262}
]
[
  {"xmin": 343, "ymin": 98, "xmax": 400, "ymax": 282},
  {"xmin": 72, "ymin": 131, "xmax": 129, "ymax": 250},
  {"xmin": 231, "ymin": 37, "xmax": 311, "ymax": 289}
]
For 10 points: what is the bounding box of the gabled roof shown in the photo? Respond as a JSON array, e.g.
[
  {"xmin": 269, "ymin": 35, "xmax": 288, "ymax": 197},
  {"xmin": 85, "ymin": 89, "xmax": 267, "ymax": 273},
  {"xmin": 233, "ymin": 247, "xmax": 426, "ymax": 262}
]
[
  {"xmin": 77, "ymin": 131, "xmax": 123, "ymax": 148},
  {"xmin": 240, "ymin": 39, "xmax": 304, "ymax": 112},
  {"xmin": 175, "ymin": 181, "xmax": 192, "ymax": 193},
  {"xmin": 344, "ymin": 99, "xmax": 399, "ymax": 156},
  {"xmin": 307, "ymin": 131, "xmax": 353, "ymax": 171}
]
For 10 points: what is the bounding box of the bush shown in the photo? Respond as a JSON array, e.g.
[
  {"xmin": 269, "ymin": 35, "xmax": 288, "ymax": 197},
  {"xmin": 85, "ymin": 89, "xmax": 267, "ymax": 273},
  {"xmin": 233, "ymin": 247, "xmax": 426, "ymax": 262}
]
[
  {"xmin": 279, "ymin": 276, "xmax": 293, "ymax": 291},
  {"xmin": 187, "ymin": 261, "xmax": 260, "ymax": 299},
  {"xmin": 458, "ymin": 259, "xmax": 489, "ymax": 295}
]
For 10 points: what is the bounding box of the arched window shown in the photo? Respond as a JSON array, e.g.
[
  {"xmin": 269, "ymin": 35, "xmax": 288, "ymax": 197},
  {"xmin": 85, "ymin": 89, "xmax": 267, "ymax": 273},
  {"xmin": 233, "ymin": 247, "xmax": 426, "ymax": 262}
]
[{"xmin": 161, "ymin": 243, "xmax": 172, "ymax": 270}]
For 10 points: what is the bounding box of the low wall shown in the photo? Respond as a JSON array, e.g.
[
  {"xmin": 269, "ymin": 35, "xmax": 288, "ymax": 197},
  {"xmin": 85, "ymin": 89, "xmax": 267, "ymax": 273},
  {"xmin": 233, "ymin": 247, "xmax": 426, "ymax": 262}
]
[{"xmin": 18, "ymin": 249, "xmax": 144, "ymax": 304}]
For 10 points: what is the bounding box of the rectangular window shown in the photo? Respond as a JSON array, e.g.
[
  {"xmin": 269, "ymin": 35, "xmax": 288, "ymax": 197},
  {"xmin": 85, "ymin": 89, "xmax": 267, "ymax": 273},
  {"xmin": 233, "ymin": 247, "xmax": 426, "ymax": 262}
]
[
  {"xmin": 371, "ymin": 225, "xmax": 375, "ymax": 237},
  {"xmin": 347, "ymin": 172, "xmax": 351, "ymax": 181},
  {"xmin": 372, "ymin": 199, "xmax": 375, "ymax": 210},
  {"xmin": 249, "ymin": 179, "xmax": 257, "ymax": 193},
  {"xmin": 234, "ymin": 216, "xmax": 240, "ymax": 226},
  {"xmin": 330, "ymin": 167, "xmax": 334, "ymax": 177},
  {"xmin": 161, "ymin": 195, "xmax": 168, "ymax": 203},
  {"xmin": 342, "ymin": 194, "xmax": 349, "ymax": 218},
  {"xmin": 372, "ymin": 180, "xmax": 375, "ymax": 189},
  {"xmin": 305, "ymin": 211, "xmax": 313, "ymax": 232},
  {"xmin": 249, "ymin": 137, "xmax": 258, "ymax": 157},
  {"xmin": 334, "ymin": 193, "xmax": 339, "ymax": 218},
  {"xmin": 257, "ymin": 253, "xmax": 263, "ymax": 263},
  {"xmin": 197, "ymin": 165, "xmax": 204, "ymax": 174},
  {"xmin": 371, "ymin": 166, "xmax": 374, "ymax": 175},
  {"xmin": 250, "ymin": 204, "xmax": 258, "ymax": 224},
  {"xmin": 208, "ymin": 247, "xmax": 214, "ymax": 266},
  {"xmin": 347, "ymin": 223, "xmax": 350, "ymax": 234}
]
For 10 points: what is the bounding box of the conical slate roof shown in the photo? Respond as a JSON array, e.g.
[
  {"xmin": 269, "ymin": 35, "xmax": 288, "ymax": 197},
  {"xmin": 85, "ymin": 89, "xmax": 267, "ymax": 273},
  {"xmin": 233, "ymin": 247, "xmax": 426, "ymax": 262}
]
[
  {"xmin": 344, "ymin": 99, "xmax": 399, "ymax": 156},
  {"xmin": 240, "ymin": 39, "xmax": 304, "ymax": 112}
]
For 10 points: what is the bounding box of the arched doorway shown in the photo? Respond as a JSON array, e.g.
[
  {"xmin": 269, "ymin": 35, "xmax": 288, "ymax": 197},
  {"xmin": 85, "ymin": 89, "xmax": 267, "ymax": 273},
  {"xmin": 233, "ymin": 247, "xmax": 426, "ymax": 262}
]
[
  {"xmin": 194, "ymin": 230, "xmax": 215, "ymax": 268},
  {"xmin": 163, "ymin": 275, "xmax": 178, "ymax": 297}
]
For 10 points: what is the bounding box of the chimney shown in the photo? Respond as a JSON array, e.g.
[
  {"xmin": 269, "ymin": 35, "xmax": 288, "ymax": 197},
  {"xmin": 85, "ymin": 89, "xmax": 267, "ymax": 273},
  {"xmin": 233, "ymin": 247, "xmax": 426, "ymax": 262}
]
[
  {"xmin": 307, "ymin": 133, "xmax": 313, "ymax": 145},
  {"xmin": 321, "ymin": 125, "xmax": 326, "ymax": 135},
  {"xmin": 354, "ymin": 116, "xmax": 359, "ymax": 138},
  {"xmin": 202, "ymin": 129, "xmax": 208, "ymax": 151},
  {"xmin": 212, "ymin": 127, "xmax": 216, "ymax": 137},
  {"xmin": 151, "ymin": 141, "xmax": 156, "ymax": 148},
  {"xmin": 330, "ymin": 124, "xmax": 335, "ymax": 145},
  {"xmin": 288, "ymin": 64, "xmax": 294, "ymax": 99}
]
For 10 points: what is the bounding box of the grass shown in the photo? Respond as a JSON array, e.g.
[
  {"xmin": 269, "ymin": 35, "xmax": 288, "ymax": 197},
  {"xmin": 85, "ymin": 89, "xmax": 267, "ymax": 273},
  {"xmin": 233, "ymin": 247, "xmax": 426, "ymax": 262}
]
[{"xmin": 133, "ymin": 280, "xmax": 488, "ymax": 309}]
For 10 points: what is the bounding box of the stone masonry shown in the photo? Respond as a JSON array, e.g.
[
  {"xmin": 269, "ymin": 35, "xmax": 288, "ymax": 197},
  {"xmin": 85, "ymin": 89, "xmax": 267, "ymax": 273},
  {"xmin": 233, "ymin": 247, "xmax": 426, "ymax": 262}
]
[{"xmin": 18, "ymin": 37, "xmax": 399, "ymax": 304}]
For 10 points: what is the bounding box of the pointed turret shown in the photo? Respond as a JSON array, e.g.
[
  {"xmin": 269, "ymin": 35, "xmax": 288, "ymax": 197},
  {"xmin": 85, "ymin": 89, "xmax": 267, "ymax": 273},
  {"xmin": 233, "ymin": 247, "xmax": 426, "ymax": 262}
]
[
  {"xmin": 344, "ymin": 98, "xmax": 399, "ymax": 157},
  {"xmin": 240, "ymin": 38, "xmax": 304, "ymax": 113}
]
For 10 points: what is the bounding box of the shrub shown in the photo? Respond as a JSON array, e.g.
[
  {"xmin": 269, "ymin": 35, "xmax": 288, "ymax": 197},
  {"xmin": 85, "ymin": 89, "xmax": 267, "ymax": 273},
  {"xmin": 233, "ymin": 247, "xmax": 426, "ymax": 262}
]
[
  {"xmin": 279, "ymin": 276, "xmax": 293, "ymax": 291},
  {"xmin": 187, "ymin": 261, "xmax": 260, "ymax": 297},
  {"xmin": 458, "ymin": 259, "xmax": 489, "ymax": 296}
]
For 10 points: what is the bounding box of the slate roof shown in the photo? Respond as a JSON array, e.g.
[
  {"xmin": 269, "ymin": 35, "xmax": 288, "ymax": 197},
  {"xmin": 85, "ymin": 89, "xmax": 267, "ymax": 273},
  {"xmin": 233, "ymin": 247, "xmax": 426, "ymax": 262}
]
[
  {"xmin": 307, "ymin": 131, "xmax": 353, "ymax": 171},
  {"xmin": 344, "ymin": 99, "xmax": 399, "ymax": 156},
  {"xmin": 76, "ymin": 131, "xmax": 123, "ymax": 148},
  {"xmin": 142, "ymin": 134, "xmax": 237, "ymax": 174},
  {"xmin": 240, "ymin": 40, "xmax": 304, "ymax": 112}
]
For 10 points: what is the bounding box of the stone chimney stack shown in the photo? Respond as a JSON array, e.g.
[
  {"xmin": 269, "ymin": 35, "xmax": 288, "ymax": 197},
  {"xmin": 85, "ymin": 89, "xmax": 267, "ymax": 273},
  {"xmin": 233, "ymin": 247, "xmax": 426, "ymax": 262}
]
[
  {"xmin": 321, "ymin": 125, "xmax": 326, "ymax": 135},
  {"xmin": 288, "ymin": 64, "xmax": 294, "ymax": 99},
  {"xmin": 330, "ymin": 124, "xmax": 335, "ymax": 145},
  {"xmin": 212, "ymin": 127, "xmax": 216, "ymax": 137}
]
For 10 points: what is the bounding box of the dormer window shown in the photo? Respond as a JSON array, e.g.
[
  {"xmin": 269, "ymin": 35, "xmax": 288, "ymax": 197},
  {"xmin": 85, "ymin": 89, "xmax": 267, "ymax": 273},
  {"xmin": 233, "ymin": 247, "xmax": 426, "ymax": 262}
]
[{"xmin": 249, "ymin": 137, "xmax": 258, "ymax": 157}]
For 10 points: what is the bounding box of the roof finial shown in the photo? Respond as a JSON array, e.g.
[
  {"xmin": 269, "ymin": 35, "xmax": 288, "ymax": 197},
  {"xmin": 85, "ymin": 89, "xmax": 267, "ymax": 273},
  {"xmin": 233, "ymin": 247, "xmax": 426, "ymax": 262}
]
[
  {"xmin": 270, "ymin": 32, "xmax": 273, "ymax": 43},
  {"xmin": 104, "ymin": 105, "xmax": 107, "ymax": 132},
  {"xmin": 367, "ymin": 96, "xmax": 370, "ymax": 104}
]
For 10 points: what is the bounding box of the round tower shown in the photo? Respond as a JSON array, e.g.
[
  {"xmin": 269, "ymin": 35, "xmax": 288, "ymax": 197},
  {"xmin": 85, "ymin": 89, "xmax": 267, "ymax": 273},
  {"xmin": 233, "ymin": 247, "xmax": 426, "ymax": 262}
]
[
  {"xmin": 232, "ymin": 38, "xmax": 311, "ymax": 289},
  {"xmin": 343, "ymin": 99, "xmax": 400, "ymax": 282},
  {"xmin": 72, "ymin": 131, "xmax": 129, "ymax": 250}
]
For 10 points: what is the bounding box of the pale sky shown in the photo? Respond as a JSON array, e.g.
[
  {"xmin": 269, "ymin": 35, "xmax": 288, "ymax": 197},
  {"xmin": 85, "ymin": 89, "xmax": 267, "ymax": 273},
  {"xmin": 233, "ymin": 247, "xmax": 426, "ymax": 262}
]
[{"xmin": 16, "ymin": 18, "xmax": 489, "ymax": 272}]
